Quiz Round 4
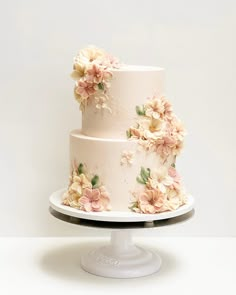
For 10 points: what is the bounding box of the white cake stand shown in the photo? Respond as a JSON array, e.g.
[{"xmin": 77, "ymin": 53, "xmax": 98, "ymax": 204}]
[{"xmin": 49, "ymin": 189, "xmax": 194, "ymax": 279}]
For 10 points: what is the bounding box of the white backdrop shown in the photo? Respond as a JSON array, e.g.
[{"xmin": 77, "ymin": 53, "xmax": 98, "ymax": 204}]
[{"xmin": 0, "ymin": 0, "xmax": 235, "ymax": 236}]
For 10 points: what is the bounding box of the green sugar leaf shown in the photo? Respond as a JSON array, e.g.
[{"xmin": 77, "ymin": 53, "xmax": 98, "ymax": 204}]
[
  {"xmin": 78, "ymin": 163, "xmax": 84, "ymax": 175},
  {"xmin": 136, "ymin": 176, "xmax": 146, "ymax": 185},
  {"xmin": 126, "ymin": 129, "xmax": 131, "ymax": 138},
  {"xmin": 136, "ymin": 105, "xmax": 146, "ymax": 116},
  {"xmin": 129, "ymin": 202, "xmax": 138, "ymax": 211},
  {"xmin": 91, "ymin": 175, "xmax": 99, "ymax": 187},
  {"xmin": 98, "ymin": 82, "xmax": 104, "ymax": 90},
  {"xmin": 140, "ymin": 167, "xmax": 150, "ymax": 183},
  {"xmin": 171, "ymin": 163, "xmax": 176, "ymax": 168}
]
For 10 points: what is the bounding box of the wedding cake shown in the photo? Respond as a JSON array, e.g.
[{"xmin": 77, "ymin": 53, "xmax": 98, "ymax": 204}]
[{"xmin": 62, "ymin": 46, "xmax": 187, "ymax": 214}]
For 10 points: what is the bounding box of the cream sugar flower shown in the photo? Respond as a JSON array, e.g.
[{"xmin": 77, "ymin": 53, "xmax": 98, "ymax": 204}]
[
  {"xmin": 145, "ymin": 96, "xmax": 173, "ymax": 121},
  {"xmin": 78, "ymin": 46, "xmax": 105, "ymax": 63},
  {"xmin": 147, "ymin": 167, "xmax": 174, "ymax": 193},
  {"xmin": 62, "ymin": 191, "xmax": 80, "ymax": 208},
  {"xmin": 170, "ymin": 117, "xmax": 186, "ymax": 142},
  {"xmin": 120, "ymin": 150, "xmax": 135, "ymax": 166},
  {"xmin": 70, "ymin": 173, "xmax": 92, "ymax": 195},
  {"xmin": 145, "ymin": 96, "xmax": 165, "ymax": 119},
  {"xmin": 139, "ymin": 118, "xmax": 164, "ymax": 138}
]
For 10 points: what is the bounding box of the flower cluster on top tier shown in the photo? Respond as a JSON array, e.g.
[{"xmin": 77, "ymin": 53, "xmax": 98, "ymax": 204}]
[
  {"xmin": 62, "ymin": 163, "xmax": 111, "ymax": 212},
  {"xmin": 127, "ymin": 96, "xmax": 186, "ymax": 161},
  {"xmin": 130, "ymin": 166, "xmax": 187, "ymax": 214},
  {"xmin": 71, "ymin": 46, "xmax": 120, "ymax": 111}
]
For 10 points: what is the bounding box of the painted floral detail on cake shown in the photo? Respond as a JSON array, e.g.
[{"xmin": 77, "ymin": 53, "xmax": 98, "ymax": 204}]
[
  {"xmin": 62, "ymin": 163, "xmax": 111, "ymax": 212},
  {"xmin": 120, "ymin": 150, "xmax": 135, "ymax": 166},
  {"xmin": 130, "ymin": 165, "xmax": 187, "ymax": 214},
  {"xmin": 126, "ymin": 96, "xmax": 186, "ymax": 162},
  {"xmin": 71, "ymin": 46, "xmax": 120, "ymax": 112}
]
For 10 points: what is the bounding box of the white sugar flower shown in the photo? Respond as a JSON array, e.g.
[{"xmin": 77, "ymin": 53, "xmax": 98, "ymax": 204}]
[
  {"xmin": 120, "ymin": 150, "xmax": 135, "ymax": 166},
  {"xmin": 147, "ymin": 167, "xmax": 173, "ymax": 193}
]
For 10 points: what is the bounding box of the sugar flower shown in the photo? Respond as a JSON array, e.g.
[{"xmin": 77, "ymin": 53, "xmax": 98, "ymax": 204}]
[
  {"xmin": 145, "ymin": 96, "xmax": 165, "ymax": 119},
  {"xmin": 127, "ymin": 95, "xmax": 185, "ymax": 160},
  {"xmin": 78, "ymin": 46, "xmax": 105, "ymax": 63},
  {"xmin": 62, "ymin": 163, "xmax": 111, "ymax": 212},
  {"xmin": 79, "ymin": 187, "xmax": 111, "ymax": 212},
  {"xmin": 71, "ymin": 46, "xmax": 120, "ymax": 111},
  {"xmin": 120, "ymin": 150, "xmax": 135, "ymax": 166},
  {"xmin": 70, "ymin": 173, "xmax": 92, "ymax": 195},
  {"xmin": 87, "ymin": 64, "xmax": 105, "ymax": 84},
  {"xmin": 130, "ymin": 166, "xmax": 187, "ymax": 214},
  {"xmin": 62, "ymin": 191, "xmax": 80, "ymax": 208},
  {"xmin": 154, "ymin": 135, "xmax": 177, "ymax": 159},
  {"xmin": 76, "ymin": 80, "xmax": 96, "ymax": 99},
  {"xmin": 147, "ymin": 167, "xmax": 173, "ymax": 193},
  {"xmin": 136, "ymin": 188, "xmax": 166, "ymax": 214}
]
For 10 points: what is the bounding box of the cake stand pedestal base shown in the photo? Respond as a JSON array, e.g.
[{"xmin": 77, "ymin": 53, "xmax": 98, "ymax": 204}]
[{"xmin": 81, "ymin": 230, "xmax": 161, "ymax": 278}]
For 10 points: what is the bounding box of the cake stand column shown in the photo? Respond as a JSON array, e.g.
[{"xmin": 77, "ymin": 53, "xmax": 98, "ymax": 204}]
[{"xmin": 80, "ymin": 229, "xmax": 162, "ymax": 278}]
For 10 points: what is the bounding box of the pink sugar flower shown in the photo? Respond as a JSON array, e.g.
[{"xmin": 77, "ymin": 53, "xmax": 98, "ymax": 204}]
[
  {"xmin": 171, "ymin": 117, "xmax": 186, "ymax": 141},
  {"xmin": 154, "ymin": 135, "xmax": 176, "ymax": 158},
  {"xmin": 86, "ymin": 64, "xmax": 104, "ymax": 84},
  {"xmin": 168, "ymin": 166, "xmax": 182, "ymax": 193},
  {"xmin": 79, "ymin": 187, "xmax": 111, "ymax": 212},
  {"xmin": 103, "ymin": 54, "xmax": 120, "ymax": 68},
  {"xmin": 162, "ymin": 97, "xmax": 173, "ymax": 120},
  {"xmin": 76, "ymin": 80, "xmax": 96, "ymax": 98},
  {"xmin": 138, "ymin": 189, "xmax": 166, "ymax": 214},
  {"xmin": 168, "ymin": 166, "xmax": 181, "ymax": 183}
]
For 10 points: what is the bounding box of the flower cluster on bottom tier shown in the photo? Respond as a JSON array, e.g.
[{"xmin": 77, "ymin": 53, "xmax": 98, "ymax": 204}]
[{"xmin": 62, "ymin": 130, "xmax": 187, "ymax": 213}]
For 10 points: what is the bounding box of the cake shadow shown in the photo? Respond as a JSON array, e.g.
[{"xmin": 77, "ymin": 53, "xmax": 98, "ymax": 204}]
[{"xmin": 39, "ymin": 239, "xmax": 180, "ymax": 284}]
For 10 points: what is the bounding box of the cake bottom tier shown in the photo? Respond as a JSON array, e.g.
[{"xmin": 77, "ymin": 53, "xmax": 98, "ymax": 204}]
[{"xmin": 63, "ymin": 130, "xmax": 186, "ymax": 213}]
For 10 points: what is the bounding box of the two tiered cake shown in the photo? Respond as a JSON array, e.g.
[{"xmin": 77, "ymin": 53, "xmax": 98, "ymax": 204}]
[{"xmin": 62, "ymin": 46, "xmax": 187, "ymax": 214}]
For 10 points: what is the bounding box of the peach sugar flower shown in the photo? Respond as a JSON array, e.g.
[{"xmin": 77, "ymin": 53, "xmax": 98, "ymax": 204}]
[
  {"xmin": 79, "ymin": 187, "xmax": 111, "ymax": 212},
  {"xmin": 134, "ymin": 188, "xmax": 166, "ymax": 214}
]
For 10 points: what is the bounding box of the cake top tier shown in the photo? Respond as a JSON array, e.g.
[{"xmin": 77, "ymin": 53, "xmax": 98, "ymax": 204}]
[{"xmin": 71, "ymin": 46, "xmax": 167, "ymax": 139}]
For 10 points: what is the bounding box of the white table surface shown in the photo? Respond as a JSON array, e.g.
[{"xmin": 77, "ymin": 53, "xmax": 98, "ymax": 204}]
[{"xmin": 0, "ymin": 237, "xmax": 235, "ymax": 295}]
